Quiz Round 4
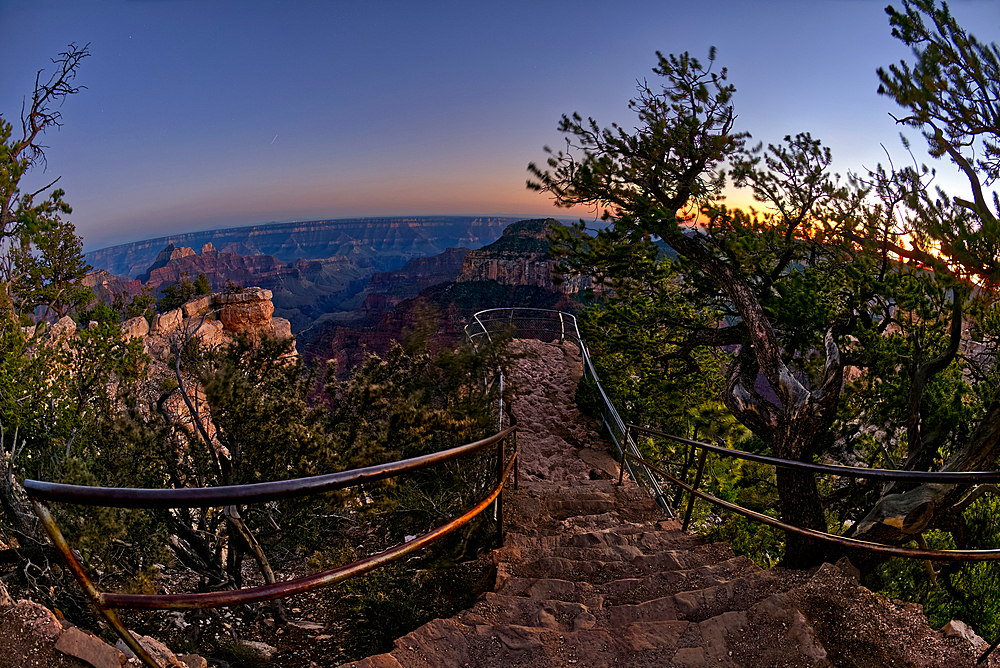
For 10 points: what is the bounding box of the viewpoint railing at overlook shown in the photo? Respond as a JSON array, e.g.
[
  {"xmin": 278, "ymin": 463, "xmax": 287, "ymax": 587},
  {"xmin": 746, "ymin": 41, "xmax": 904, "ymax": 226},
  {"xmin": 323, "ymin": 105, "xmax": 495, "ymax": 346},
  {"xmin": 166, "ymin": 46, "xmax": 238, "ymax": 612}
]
[
  {"xmin": 24, "ymin": 419, "xmax": 517, "ymax": 668},
  {"xmin": 465, "ymin": 308, "xmax": 672, "ymax": 515}
]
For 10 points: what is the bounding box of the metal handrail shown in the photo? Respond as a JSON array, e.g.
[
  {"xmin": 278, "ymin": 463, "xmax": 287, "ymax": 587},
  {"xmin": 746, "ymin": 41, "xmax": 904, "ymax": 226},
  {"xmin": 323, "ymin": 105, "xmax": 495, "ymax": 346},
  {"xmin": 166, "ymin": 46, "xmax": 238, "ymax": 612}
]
[
  {"xmin": 465, "ymin": 308, "xmax": 672, "ymax": 515},
  {"xmin": 623, "ymin": 423, "xmax": 1000, "ymax": 664},
  {"xmin": 627, "ymin": 450, "xmax": 1000, "ymax": 561},
  {"xmin": 25, "ymin": 426, "xmax": 515, "ymax": 507},
  {"xmin": 627, "ymin": 423, "xmax": 1000, "ymax": 484},
  {"xmin": 27, "ymin": 419, "xmax": 518, "ymax": 667}
]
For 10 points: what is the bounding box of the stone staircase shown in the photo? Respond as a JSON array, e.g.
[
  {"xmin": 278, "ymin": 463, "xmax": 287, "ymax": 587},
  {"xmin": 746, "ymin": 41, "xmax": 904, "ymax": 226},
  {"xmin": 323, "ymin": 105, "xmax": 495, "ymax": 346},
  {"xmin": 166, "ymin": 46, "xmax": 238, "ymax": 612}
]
[
  {"xmin": 341, "ymin": 476, "xmax": 993, "ymax": 668},
  {"xmin": 337, "ymin": 341, "xmax": 993, "ymax": 667}
]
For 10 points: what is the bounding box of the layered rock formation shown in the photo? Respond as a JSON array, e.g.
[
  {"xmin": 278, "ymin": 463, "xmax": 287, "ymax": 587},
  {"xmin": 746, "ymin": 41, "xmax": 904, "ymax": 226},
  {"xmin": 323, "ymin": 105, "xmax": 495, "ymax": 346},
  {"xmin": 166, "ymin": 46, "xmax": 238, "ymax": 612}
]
[
  {"xmin": 87, "ymin": 216, "xmax": 518, "ymax": 279},
  {"xmin": 458, "ymin": 218, "xmax": 591, "ymax": 294},
  {"xmin": 340, "ymin": 247, "xmax": 471, "ymax": 314},
  {"xmin": 140, "ymin": 287, "xmax": 293, "ymax": 362}
]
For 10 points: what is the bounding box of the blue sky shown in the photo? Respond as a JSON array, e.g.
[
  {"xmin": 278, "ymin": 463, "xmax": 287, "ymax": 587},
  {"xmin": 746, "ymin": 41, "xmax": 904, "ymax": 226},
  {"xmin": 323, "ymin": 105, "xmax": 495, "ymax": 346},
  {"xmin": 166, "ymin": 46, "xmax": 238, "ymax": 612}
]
[{"xmin": 2, "ymin": 0, "xmax": 998, "ymax": 251}]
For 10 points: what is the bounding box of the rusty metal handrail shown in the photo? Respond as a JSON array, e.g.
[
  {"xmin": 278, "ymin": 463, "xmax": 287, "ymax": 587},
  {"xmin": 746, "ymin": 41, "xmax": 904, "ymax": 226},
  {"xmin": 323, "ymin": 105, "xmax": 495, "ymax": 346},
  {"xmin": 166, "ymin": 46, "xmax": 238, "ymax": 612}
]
[
  {"xmin": 25, "ymin": 426, "xmax": 515, "ymax": 507},
  {"xmin": 623, "ymin": 423, "xmax": 1000, "ymax": 664},
  {"xmin": 627, "ymin": 423, "xmax": 1000, "ymax": 484},
  {"xmin": 27, "ymin": 420, "xmax": 518, "ymax": 667}
]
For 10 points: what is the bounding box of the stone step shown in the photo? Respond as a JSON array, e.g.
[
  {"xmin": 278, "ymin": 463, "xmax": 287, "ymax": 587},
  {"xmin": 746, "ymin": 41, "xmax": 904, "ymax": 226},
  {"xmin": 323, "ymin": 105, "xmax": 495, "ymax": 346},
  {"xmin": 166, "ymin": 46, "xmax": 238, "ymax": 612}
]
[
  {"xmin": 505, "ymin": 523, "xmax": 699, "ymax": 548},
  {"xmin": 351, "ymin": 617, "xmax": 713, "ymax": 668},
  {"xmin": 479, "ymin": 566, "xmax": 805, "ymax": 634},
  {"xmin": 558, "ymin": 523, "xmax": 697, "ymax": 548},
  {"xmin": 598, "ymin": 556, "xmax": 760, "ymax": 606},
  {"xmin": 497, "ymin": 556, "xmax": 760, "ymax": 608},
  {"xmin": 514, "ymin": 542, "xmax": 737, "ymax": 584},
  {"xmin": 497, "ymin": 528, "xmax": 703, "ymax": 567}
]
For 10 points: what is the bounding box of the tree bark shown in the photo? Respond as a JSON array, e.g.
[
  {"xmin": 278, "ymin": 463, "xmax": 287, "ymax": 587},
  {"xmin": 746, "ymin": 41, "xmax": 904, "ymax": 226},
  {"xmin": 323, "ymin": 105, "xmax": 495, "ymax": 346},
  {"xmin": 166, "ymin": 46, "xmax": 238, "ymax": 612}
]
[{"xmin": 776, "ymin": 467, "xmax": 829, "ymax": 568}]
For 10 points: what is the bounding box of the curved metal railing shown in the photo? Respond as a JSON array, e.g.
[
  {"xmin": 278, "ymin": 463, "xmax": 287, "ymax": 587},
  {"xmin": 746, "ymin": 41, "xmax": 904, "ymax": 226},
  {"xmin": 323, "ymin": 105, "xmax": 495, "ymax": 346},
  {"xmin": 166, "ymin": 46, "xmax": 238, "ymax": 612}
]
[
  {"xmin": 25, "ymin": 418, "xmax": 517, "ymax": 667},
  {"xmin": 465, "ymin": 308, "xmax": 672, "ymax": 515},
  {"xmin": 622, "ymin": 423, "xmax": 1000, "ymax": 663}
]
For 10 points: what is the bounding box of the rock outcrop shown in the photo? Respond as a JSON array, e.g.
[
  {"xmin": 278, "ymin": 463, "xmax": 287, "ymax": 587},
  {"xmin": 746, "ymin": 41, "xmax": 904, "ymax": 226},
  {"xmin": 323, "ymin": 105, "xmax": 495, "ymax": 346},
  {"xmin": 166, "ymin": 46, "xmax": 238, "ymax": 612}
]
[
  {"xmin": 458, "ymin": 218, "xmax": 591, "ymax": 294},
  {"xmin": 142, "ymin": 288, "xmax": 293, "ymax": 361}
]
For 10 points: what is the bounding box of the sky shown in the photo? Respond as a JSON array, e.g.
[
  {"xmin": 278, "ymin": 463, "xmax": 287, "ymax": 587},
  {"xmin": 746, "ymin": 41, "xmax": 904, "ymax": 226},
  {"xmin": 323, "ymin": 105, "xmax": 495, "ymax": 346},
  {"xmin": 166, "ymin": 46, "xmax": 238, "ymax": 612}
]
[{"xmin": 2, "ymin": 1, "xmax": 999, "ymax": 252}]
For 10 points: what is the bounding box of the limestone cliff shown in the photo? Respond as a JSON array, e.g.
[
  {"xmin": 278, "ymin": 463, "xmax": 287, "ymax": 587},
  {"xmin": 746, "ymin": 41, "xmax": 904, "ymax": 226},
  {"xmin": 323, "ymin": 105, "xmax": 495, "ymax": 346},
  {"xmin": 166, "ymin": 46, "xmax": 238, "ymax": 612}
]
[
  {"xmin": 457, "ymin": 218, "xmax": 590, "ymax": 294},
  {"xmin": 87, "ymin": 216, "xmax": 518, "ymax": 279}
]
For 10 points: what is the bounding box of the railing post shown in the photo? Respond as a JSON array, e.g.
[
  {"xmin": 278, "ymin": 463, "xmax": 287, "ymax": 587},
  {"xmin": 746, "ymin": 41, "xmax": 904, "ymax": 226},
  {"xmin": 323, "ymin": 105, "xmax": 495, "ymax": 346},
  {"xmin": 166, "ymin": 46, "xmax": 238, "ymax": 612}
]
[
  {"xmin": 559, "ymin": 312, "xmax": 565, "ymax": 344},
  {"xmin": 682, "ymin": 448, "xmax": 708, "ymax": 532},
  {"xmin": 31, "ymin": 499, "xmax": 161, "ymax": 668},
  {"xmin": 618, "ymin": 425, "xmax": 630, "ymax": 486},
  {"xmin": 495, "ymin": 436, "xmax": 505, "ymax": 545},
  {"xmin": 513, "ymin": 430, "xmax": 519, "ymax": 490},
  {"xmin": 674, "ymin": 440, "xmax": 697, "ymax": 508}
]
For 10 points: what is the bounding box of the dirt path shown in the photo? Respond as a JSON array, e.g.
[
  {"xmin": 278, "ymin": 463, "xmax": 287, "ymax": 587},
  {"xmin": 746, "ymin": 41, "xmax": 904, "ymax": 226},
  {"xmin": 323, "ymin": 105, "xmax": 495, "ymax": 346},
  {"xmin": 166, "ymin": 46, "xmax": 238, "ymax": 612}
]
[{"xmin": 507, "ymin": 339, "xmax": 621, "ymax": 483}]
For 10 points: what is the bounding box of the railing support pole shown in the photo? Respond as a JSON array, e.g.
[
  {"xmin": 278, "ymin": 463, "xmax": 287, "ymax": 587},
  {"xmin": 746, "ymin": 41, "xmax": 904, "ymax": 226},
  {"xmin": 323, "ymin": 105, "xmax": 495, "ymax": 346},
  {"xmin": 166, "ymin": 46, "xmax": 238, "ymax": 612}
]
[
  {"xmin": 495, "ymin": 436, "xmax": 505, "ymax": 545},
  {"xmin": 674, "ymin": 441, "xmax": 696, "ymax": 508},
  {"xmin": 31, "ymin": 500, "xmax": 161, "ymax": 668},
  {"xmin": 513, "ymin": 431, "xmax": 519, "ymax": 490},
  {"xmin": 682, "ymin": 448, "xmax": 708, "ymax": 532},
  {"xmin": 618, "ymin": 426, "xmax": 630, "ymax": 486}
]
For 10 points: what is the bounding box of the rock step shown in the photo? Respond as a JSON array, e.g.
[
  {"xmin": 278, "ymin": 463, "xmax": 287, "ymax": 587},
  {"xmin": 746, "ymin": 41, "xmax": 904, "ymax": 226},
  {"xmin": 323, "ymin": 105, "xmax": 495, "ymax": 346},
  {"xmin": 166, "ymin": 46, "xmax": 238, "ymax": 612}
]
[
  {"xmin": 345, "ymin": 614, "xmax": 769, "ymax": 668},
  {"xmin": 495, "ymin": 526, "xmax": 701, "ymax": 567},
  {"xmin": 509, "ymin": 480, "xmax": 663, "ymax": 531},
  {"xmin": 346, "ymin": 568, "xmax": 880, "ymax": 668},
  {"xmin": 474, "ymin": 567, "xmax": 804, "ymax": 632},
  {"xmin": 513, "ymin": 542, "xmax": 737, "ymax": 585},
  {"xmin": 495, "ymin": 555, "xmax": 760, "ymax": 605},
  {"xmin": 506, "ymin": 525, "xmax": 701, "ymax": 550},
  {"xmin": 596, "ymin": 556, "xmax": 761, "ymax": 606}
]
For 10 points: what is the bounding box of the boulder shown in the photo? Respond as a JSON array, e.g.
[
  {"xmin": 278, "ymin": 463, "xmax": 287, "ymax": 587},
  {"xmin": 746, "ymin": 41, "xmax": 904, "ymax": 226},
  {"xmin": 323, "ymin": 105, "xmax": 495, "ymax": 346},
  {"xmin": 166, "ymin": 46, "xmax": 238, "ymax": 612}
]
[
  {"xmin": 122, "ymin": 316, "xmax": 149, "ymax": 340},
  {"xmin": 942, "ymin": 619, "xmax": 986, "ymax": 647},
  {"xmin": 152, "ymin": 308, "xmax": 183, "ymax": 334},
  {"xmin": 213, "ymin": 286, "xmax": 273, "ymax": 305},
  {"xmin": 16, "ymin": 599, "xmax": 63, "ymax": 640},
  {"xmin": 182, "ymin": 295, "xmax": 213, "ymax": 318},
  {"xmin": 116, "ymin": 631, "xmax": 185, "ymax": 667},
  {"xmin": 190, "ymin": 319, "xmax": 227, "ymax": 348},
  {"xmin": 49, "ymin": 316, "xmax": 77, "ymax": 340},
  {"xmin": 0, "ymin": 580, "xmax": 12, "ymax": 607},
  {"xmin": 56, "ymin": 626, "xmax": 126, "ymax": 668},
  {"xmin": 217, "ymin": 288, "xmax": 274, "ymax": 333},
  {"xmin": 270, "ymin": 317, "xmax": 293, "ymax": 341},
  {"xmin": 145, "ymin": 335, "xmax": 171, "ymax": 362}
]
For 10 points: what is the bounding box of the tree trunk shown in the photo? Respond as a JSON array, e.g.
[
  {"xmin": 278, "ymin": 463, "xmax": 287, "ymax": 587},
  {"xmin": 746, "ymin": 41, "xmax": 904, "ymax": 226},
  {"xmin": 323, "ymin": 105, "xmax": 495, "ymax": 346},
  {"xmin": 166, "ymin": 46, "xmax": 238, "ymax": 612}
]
[
  {"xmin": 0, "ymin": 450, "xmax": 48, "ymax": 554},
  {"xmin": 776, "ymin": 467, "xmax": 829, "ymax": 568}
]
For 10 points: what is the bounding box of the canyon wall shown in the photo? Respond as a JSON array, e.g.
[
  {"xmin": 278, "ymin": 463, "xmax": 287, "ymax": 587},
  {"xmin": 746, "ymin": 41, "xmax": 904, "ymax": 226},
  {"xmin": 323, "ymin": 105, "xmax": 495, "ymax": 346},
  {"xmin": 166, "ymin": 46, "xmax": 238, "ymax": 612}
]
[
  {"xmin": 457, "ymin": 218, "xmax": 591, "ymax": 294},
  {"xmin": 87, "ymin": 216, "xmax": 518, "ymax": 279}
]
